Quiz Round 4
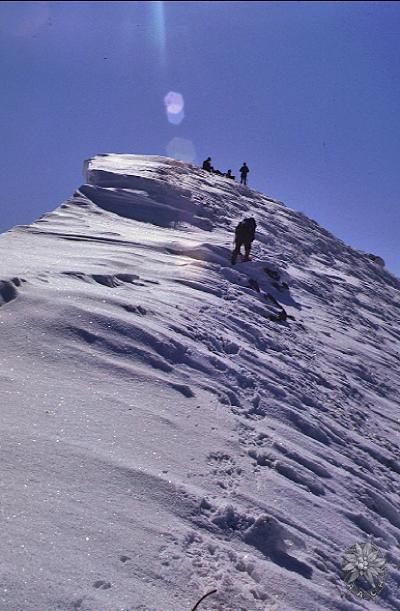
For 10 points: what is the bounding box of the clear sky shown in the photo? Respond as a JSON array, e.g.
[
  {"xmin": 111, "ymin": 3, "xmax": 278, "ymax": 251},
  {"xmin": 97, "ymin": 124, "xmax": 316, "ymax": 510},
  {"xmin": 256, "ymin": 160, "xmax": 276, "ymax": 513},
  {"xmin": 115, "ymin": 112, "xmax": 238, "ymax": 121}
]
[{"xmin": 1, "ymin": 1, "xmax": 399, "ymax": 275}]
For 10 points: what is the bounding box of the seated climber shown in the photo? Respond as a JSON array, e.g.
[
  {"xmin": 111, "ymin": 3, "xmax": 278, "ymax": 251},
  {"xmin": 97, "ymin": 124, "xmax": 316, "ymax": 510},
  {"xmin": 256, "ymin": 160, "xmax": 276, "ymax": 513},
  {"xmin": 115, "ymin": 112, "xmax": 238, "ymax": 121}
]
[
  {"xmin": 202, "ymin": 157, "xmax": 213, "ymax": 172},
  {"xmin": 225, "ymin": 169, "xmax": 235, "ymax": 180},
  {"xmin": 231, "ymin": 217, "xmax": 257, "ymax": 264}
]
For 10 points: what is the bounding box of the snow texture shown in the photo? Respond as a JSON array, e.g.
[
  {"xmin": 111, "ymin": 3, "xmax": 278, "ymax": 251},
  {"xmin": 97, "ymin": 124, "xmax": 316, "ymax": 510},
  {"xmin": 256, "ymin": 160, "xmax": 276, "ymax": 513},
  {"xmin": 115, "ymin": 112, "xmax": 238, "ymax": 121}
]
[{"xmin": 0, "ymin": 153, "xmax": 399, "ymax": 611}]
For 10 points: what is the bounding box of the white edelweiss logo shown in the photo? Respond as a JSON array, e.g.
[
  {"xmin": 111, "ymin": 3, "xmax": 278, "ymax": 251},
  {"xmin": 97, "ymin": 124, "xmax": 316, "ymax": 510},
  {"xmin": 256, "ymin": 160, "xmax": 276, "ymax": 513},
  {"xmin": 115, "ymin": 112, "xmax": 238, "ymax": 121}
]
[{"xmin": 342, "ymin": 540, "xmax": 386, "ymax": 599}]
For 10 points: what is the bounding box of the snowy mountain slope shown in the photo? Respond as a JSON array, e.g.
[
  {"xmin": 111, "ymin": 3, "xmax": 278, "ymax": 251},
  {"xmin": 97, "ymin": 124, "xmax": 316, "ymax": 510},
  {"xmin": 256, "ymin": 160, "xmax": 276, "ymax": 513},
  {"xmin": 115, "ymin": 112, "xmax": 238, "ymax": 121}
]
[{"xmin": 1, "ymin": 153, "xmax": 400, "ymax": 611}]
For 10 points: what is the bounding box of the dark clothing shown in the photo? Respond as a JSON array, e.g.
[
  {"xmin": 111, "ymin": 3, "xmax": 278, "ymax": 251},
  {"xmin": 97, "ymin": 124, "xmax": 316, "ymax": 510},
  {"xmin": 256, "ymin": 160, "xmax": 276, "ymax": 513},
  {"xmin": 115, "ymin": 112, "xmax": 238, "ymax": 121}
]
[
  {"xmin": 225, "ymin": 170, "xmax": 235, "ymax": 180},
  {"xmin": 231, "ymin": 240, "xmax": 251, "ymax": 264},
  {"xmin": 202, "ymin": 158, "xmax": 212, "ymax": 172},
  {"xmin": 235, "ymin": 217, "xmax": 256, "ymax": 242},
  {"xmin": 240, "ymin": 164, "xmax": 249, "ymax": 185},
  {"xmin": 231, "ymin": 218, "xmax": 256, "ymax": 264}
]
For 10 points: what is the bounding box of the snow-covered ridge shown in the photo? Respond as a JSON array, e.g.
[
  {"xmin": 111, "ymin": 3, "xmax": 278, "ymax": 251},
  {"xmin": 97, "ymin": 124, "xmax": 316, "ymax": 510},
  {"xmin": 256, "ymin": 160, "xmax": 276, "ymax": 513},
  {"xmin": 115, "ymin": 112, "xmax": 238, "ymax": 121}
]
[{"xmin": 1, "ymin": 153, "xmax": 400, "ymax": 610}]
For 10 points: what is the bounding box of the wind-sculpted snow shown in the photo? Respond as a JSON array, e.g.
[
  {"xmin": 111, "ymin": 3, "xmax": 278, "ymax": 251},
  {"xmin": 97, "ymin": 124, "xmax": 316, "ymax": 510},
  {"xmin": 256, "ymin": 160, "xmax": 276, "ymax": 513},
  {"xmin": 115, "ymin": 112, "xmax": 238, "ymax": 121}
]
[{"xmin": 0, "ymin": 153, "xmax": 399, "ymax": 610}]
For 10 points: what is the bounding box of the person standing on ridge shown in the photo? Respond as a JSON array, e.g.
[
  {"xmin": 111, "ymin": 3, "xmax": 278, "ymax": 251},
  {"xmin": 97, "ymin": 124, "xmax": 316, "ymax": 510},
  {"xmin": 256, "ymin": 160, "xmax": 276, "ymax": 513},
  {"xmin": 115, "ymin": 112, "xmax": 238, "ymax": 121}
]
[
  {"xmin": 231, "ymin": 217, "xmax": 257, "ymax": 264},
  {"xmin": 239, "ymin": 162, "xmax": 249, "ymax": 185},
  {"xmin": 202, "ymin": 157, "xmax": 213, "ymax": 172}
]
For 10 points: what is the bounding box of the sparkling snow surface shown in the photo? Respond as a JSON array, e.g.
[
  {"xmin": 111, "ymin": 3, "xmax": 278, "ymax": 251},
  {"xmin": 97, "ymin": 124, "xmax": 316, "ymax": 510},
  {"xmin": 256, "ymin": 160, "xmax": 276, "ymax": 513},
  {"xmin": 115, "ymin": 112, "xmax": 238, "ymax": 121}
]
[{"xmin": 1, "ymin": 154, "xmax": 400, "ymax": 611}]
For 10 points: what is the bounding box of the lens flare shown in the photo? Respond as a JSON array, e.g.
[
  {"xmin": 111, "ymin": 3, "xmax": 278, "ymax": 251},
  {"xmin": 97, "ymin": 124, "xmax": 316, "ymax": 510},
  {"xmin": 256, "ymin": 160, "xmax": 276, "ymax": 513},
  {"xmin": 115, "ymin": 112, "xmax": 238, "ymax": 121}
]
[
  {"xmin": 164, "ymin": 91, "xmax": 184, "ymax": 114},
  {"xmin": 164, "ymin": 91, "xmax": 185, "ymax": 125},
  {"xmin": 167, "ymin": 109, "xmax": 185, "ymax": 125},
  {"xmin": 166, "ymin": 137, "xmax": 196, "ymax": 163},
  {"xmin": 151, "ymin": 1, "xmax": 166, "ymax": 67}
]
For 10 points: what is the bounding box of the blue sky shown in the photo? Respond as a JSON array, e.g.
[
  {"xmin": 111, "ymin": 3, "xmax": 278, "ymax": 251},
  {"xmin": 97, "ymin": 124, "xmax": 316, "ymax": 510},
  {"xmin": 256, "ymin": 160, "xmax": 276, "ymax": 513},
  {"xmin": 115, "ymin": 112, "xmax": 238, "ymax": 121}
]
[{"xmin": 1, "ymin": 1, "xmax": 399, "ymax": 274}]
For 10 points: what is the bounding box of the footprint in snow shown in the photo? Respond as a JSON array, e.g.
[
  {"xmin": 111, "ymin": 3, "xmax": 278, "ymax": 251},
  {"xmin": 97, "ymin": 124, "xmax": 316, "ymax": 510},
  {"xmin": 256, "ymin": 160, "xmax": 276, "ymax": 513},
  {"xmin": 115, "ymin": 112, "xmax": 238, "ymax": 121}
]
[
  {"xmin": 93, "ymin": 580, "xmax": 112, "ymax": 589},
  {"xmin": 0, "ymin": 277, "xmax": 25, "ymax": 307},
  {"xmin": 207, "ymin": 451, "xmax": 242, "ymax": 494}
]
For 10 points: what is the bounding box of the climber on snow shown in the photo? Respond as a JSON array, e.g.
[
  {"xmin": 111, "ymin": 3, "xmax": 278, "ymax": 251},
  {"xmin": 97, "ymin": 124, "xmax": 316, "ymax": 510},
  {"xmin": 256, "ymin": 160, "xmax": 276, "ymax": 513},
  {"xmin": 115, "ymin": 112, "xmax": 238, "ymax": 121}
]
[
  {"xmin": 231, "ymin": 217, "xmax": 257, "ymax": 265},
  {"xmin": 239, "ymin": 162, "xmax": 249, "ymax": 185},
  {"xmin": 202, "ymin": 157, "xmax": 213, "ymax": 172}
]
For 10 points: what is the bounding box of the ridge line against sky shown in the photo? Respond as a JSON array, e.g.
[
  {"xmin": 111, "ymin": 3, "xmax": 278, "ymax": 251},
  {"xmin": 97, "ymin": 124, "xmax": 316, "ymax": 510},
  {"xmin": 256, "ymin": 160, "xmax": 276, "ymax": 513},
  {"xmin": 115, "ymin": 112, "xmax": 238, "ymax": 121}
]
[{"xmin": 1, "ymin": 1, "xmax": 399, "ymax": 275}]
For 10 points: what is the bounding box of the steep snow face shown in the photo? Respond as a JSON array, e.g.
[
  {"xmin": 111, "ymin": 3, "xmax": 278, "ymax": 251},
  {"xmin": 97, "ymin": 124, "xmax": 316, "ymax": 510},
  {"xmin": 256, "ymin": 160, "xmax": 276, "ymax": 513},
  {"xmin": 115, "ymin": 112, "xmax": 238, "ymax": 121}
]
[{"xmin": 1, "ymin": 153, "xmax": 400, "ymax": 611}]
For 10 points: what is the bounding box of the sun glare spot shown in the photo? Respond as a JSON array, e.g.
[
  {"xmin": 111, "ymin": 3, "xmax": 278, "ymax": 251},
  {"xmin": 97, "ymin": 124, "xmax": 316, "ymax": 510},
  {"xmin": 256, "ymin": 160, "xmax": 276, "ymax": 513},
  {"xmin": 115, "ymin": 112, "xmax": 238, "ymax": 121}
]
[
  {"xmin": 164, "ymin": 91, "xmax": 184, "ymax": 114},
  {"xmin": 164, "ymin": 91, "xmax": 185, "ymax": 125},
  {"xmin": 168, "ymin": 109, "xmax": 185, "ymax": 125},
  {"xmin": 151, "ymin": 1, "xmax": 166, "ymax": 66}
]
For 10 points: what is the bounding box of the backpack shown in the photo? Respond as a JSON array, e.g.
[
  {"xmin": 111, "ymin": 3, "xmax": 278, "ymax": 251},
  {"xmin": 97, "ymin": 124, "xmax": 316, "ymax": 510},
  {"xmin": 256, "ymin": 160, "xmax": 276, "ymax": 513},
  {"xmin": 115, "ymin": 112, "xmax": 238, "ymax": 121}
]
[{"xmin": 235, "ymin": 218, "xmax": 256, "ymax": 241}]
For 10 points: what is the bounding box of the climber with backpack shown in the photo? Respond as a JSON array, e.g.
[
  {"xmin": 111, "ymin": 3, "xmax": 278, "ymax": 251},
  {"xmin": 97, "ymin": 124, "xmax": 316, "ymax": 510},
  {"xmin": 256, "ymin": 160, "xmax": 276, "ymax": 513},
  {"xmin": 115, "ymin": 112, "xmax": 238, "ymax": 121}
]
[{"xmin": 231, "ymin": 217, "xmax": 257, "ymax": 264}]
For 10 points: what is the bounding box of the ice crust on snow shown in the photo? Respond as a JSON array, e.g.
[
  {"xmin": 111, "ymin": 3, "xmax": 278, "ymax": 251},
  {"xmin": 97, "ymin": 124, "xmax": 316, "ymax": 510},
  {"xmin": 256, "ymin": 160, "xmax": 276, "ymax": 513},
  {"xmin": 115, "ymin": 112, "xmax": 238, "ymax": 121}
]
[{"xmin": 0, "ymin": 153, "xmax": 399, "ymax": 610}]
